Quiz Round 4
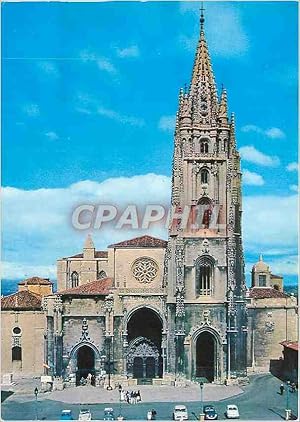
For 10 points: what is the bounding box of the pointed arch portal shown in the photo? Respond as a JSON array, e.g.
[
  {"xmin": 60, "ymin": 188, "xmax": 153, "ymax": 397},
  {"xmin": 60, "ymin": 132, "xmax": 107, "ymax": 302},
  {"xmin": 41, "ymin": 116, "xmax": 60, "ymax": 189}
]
[
  {"xmin": 195, "ymin": 331, "xmax": 216, "ymax": 382},
  {"xmin": 76, "ymin": 345, "xmax": 95, "ymax": 385},
  {"xmin": 126, "ymin": 308, "xmax": 163, "ymax": 379}
]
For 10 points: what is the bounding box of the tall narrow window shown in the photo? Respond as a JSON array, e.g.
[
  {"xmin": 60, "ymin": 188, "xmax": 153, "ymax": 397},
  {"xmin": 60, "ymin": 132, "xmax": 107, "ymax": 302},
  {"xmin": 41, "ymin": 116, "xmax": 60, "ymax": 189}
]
[
  {"xmin": 258, "ymin": 274, "xmax": 266, "ymax": 287},
  {"xmin": 196, "ymin": 257, "xmax": 214, "ymax": 296},
  {"xmin": 200, "ymin": 169, "xmax": 209, "ymax": 184},
  {"xmin": 198, "ymin": 197, "xmax": 212, "ymax": 229},
  {"xmin": 200, "ymin": 140, "xmax": 209, "ymax": 154},
  {"xmin": 12, "ymin": 346, "xmax": 22, "ymax": 361},
  {"xmin": 71, "ymin": 271, "xmax": 79, "ymax": 288}
]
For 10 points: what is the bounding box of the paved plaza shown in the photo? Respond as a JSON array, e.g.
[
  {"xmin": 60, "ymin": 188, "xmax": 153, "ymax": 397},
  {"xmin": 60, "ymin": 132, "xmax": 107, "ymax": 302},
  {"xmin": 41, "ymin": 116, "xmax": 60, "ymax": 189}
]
[{"xmin": 1, "ymin": 374, "xmax": 298, "ymax": 420}]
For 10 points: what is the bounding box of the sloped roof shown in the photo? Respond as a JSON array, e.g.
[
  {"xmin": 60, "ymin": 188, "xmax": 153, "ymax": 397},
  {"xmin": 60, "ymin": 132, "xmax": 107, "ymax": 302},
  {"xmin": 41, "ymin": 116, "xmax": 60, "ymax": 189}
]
[
  {"xmin": 270, "ymin": 274, "xmax": 283, "ymax": 279},
  {"xmin": 58, "ymin": 278, "xmax": 113, "ymax": 296},
  {"xmin": 249, "ymin": 287, "xmax": 288, "ymax": 299},
  {"xmin": 108, "ymin": 235, "xmax": 167, "ymax": 249},
  {"xmin": 280, "ymin": 341, "xmax": 299, "ymax": 352},
  {"xmin": 18, "ymin": 276, "xmax": 52, "ymax": 286},
  {"xmin": 1, "ymin": 290, "xmax": 42, "ymax": 310},
  {"xmin": 66, "ymin": 251, "xmax": 108, "ymax": 259}
]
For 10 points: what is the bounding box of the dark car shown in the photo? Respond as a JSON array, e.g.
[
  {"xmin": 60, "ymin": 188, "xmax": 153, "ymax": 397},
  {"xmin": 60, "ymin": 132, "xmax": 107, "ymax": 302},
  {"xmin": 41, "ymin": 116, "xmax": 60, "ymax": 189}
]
[{"xmin": 203, "ymin": 405, "xmax": 218, "ymax": 420}]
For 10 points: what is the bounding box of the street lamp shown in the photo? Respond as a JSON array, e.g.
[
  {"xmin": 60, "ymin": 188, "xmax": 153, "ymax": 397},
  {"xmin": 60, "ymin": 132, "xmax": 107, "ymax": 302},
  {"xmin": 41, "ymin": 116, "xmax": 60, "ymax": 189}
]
[
  {"xmin": 34, "ymin": 387, "xmax": 38, "ymax": 420},
  {"xmin": 199, "ymin": 382, "xmax": 204, "ymax": 421},
  {"xmin": 285, "ymin": 380, "xmax": 291, "ymax": 420},
  {"xmin": 106, "ymin": 336, "xmax": 113, "ymax": 391},
  {"xmin": 118, "ymin": 384, "xmax": 123, "ymax": 420}
]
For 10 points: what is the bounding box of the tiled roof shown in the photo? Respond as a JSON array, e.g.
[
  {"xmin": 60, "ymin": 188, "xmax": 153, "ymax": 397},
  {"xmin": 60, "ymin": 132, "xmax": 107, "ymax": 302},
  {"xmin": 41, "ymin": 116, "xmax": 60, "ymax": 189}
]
[
  {"xmin": 280, "ymin": 341, "xmax": 299, "ymax": 352},
  {"xmin": 108, "ymin": 235, "xmax": 167, "ymax": 249},
  {"xmin": 18, "ymin": 276, "xmax": 52, "ymax": 286},
  {"xmin": 1, "ymin": 290, "xmax": 42, "ymax": 310},
  {"xmin": 270, "ymin": 274, "xmax": 283, "ymax": 279},
  {"xmin": 58, "ymin": 277, "xmax": 113, "ymax": 296},
  {"xmin": 249, "ymin": 287, "xmax": 288, "ymax": 299},
  {"xmin": 66, "ymin": 251, "xmax": 108, "ymax": 259}
]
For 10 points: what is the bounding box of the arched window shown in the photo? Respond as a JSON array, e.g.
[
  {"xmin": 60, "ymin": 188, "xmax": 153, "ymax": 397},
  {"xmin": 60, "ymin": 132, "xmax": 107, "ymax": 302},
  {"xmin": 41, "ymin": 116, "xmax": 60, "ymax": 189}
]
[
  {"xmin": 200, "ymin": 169, "xmax": 209, "ymax": 184},
  {"xmin": 71, "ymin": 271, "xmax": 79, "ymax": 288},
  {"xmin": 196, "ymin": 256, "xmax": 214, "ymax": 296},
  {"xmin": 198, "ymin": 197, "xmax": 212, "ymax": 229},
  {"xmin": 12, "ymin": 346, "xmax": 22, "ymax": 361},
  {"xmin": 200, "ymin": 139, "xmax": 209, "ymax": 154},
  {"xmin": 97, "ymin": 270, "xmax": 107, "ymax": 280}
]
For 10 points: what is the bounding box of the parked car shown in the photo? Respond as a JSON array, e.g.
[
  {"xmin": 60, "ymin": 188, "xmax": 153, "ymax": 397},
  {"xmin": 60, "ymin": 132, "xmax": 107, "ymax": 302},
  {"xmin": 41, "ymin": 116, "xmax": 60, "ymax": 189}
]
[
  {"xmin": 79, "ymin": 409, "xmax": 92, "ymax": 421},
  {"xmin": 173, "ymin": 405, "xmax": 188, "ymax": 421},
  {"xmin": 203, "ymin": 405, "xmax": 218, "ymax": 420},
  {"xmin": 60, "ymin": 410, "xmax": 74, "ymax": 421},
  {"xmin": 104, "ymin": 408, "xmax": 115, "ymax": 421},
  {"xmin": 225, "ymin": 405, "xmax": 240, "ymax": 419}
]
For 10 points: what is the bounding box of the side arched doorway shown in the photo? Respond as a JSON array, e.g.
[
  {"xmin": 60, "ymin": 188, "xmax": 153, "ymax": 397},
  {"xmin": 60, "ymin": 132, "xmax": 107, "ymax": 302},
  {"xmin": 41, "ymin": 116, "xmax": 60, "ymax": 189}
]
[
  {"xmin": 76, "ymin": 345, "xmax": 95, "ymax": 385},
  {"xmin": 195, "ymin": 331, "xmax": 216, "ymax": 382},
  {"xmin": 126, "ymin": 308, "xmax": 163, "ymax": 380}
]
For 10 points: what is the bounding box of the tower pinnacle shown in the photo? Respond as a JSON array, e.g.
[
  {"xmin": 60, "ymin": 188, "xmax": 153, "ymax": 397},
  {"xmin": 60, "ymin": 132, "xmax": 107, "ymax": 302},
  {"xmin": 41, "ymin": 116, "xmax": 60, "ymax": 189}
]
[{"xmin": 200, "ymin": 2, "xmax": 205, "ymax": 31}]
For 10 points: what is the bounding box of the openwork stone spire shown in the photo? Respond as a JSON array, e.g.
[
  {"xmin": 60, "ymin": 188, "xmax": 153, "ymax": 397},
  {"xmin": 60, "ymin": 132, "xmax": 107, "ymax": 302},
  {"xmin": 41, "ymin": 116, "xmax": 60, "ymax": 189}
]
[{"xmin": 179, "ymin": 9, "xmax": 218, "ymax": 126}]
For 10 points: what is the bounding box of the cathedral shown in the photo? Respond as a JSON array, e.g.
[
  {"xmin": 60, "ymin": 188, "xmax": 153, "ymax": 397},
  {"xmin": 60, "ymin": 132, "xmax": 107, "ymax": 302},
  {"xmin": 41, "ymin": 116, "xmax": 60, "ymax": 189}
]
[{"xmin": 1, "ymin": 11, "xmax": 298, "ymax": 387}]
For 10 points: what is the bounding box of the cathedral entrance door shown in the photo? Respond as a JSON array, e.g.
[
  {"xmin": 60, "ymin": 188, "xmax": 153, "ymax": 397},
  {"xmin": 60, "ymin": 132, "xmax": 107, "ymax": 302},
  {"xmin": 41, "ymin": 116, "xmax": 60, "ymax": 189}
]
[
  {"xmin": 133, "ymin": 357, "xmax": 143, "ymax": 378},
  {"xmin": 145, "ymin": 357, "xmax": 155, "ymax": 378},
  {"xmin": 127, "ymin": 307, "xmax": 163, "ymax": 379},
  {"xmin": 196, "ymin": 332, "xmax": 215, "ymax": 382},
  {"xmin": 76, "ymin": 345, "xmax": 95, "ymax": 385}
]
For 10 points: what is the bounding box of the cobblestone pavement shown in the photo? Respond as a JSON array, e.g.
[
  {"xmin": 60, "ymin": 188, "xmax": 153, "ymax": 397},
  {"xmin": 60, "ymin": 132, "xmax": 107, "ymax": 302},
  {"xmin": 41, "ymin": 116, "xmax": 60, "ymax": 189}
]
[{"xmin": 47, "ymin": 383, "xmax": 243, "ymax": 404}]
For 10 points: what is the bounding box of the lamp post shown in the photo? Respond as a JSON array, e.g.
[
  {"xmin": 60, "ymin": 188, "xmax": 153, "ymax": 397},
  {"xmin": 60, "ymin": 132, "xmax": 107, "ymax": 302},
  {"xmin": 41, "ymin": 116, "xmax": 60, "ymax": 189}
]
[
  {"xmin": 106, "ymin": 336, "xmax": 113, "ymax": 390},
  {"xmin": 285, "ymin": 380, "xmax": 291, "ymax": 420},
  {"xmin": 118, "ymin": 384, "xmax": 123, "ymax": 421},
  {"xmin": 34, "ymin": 387, "xmax": 38, "ymax": 420},
  {"xmin": 199, "ymin": 381, "xmax": 204, "ymax": 421}
]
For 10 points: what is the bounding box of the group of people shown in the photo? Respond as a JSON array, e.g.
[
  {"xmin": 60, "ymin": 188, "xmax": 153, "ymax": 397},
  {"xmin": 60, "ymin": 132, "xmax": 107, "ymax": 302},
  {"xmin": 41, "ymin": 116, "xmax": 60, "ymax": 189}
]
[
  {"xmin": 279, "ymin": 382, "xmax": 297, "ymax": 395},
  {"xmin": 120, "ymin": 389, "xmax": 142, "ymax": 404}
]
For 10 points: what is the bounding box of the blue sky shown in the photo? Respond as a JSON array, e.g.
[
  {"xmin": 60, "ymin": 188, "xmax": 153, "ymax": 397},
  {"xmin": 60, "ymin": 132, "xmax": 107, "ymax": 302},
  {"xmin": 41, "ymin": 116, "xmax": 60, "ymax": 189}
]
[{"xmin": 2, "ymin": 1, "xmax": 298, "ymax": 285}]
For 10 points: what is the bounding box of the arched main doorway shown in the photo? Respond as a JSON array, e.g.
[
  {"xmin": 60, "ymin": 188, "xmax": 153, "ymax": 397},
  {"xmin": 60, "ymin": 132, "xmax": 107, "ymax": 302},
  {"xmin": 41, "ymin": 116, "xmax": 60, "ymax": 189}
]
[
  {"xmin": 76, "ymin": 345, "xmax": 95, "ymax": 385},
  {"xmin": 127, "ymin": 308, "xmax": 163, "ymax": 380},
  {"xmin": 196, "ymin": 332, "xmax": 216, "ymax": 382}
]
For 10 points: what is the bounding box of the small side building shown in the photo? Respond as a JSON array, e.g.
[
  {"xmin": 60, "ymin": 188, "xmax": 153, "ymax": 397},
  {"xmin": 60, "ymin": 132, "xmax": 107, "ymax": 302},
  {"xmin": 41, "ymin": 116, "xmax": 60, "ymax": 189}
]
[
  {"xmin": 279, "ymin": 341, "xmax": 298, "ymax": 383},
  {"xmin": 1, "ymin": 277, "xmax": 53, "ymax": 379},
  {"xmin": 247, "ymin": 256, "xmax": 298, "ymax": 372}
]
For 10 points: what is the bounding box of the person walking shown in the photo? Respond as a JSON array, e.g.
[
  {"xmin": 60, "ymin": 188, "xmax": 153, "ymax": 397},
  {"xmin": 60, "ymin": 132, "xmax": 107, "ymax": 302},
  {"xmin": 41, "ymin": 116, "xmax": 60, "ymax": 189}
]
[{"xmin": 280, "ymin": 383, "xmax": 285, "ymax": 395}]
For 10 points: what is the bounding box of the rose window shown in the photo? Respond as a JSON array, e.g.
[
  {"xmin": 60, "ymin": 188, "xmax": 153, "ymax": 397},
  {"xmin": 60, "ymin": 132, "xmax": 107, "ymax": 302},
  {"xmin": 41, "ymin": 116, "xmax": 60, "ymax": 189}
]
[{"xmin": 132, "ymin": 258, "xmax": 159, "ymax": 283}]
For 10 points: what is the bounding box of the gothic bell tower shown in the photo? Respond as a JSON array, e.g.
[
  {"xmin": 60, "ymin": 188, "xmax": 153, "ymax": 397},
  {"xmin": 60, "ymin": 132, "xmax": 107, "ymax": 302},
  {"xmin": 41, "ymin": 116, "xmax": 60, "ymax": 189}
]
[{"xmin": 164, "ymin": 9, "xmax": 247, "ymax": 382}]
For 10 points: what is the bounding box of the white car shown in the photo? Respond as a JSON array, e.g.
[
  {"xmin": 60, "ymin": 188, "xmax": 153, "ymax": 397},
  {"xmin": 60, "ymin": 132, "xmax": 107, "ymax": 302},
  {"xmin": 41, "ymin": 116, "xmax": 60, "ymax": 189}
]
[
  {"xmin": 79, "ymin": 409, "xmax": 92, "ymax": 421},
  {"xmin": 225, "ymin": 405, "xmax": 239, "ymax": 419},
  {"xmin": 173, "ymin": 405, "xmax": 188, "ymax": 421}
]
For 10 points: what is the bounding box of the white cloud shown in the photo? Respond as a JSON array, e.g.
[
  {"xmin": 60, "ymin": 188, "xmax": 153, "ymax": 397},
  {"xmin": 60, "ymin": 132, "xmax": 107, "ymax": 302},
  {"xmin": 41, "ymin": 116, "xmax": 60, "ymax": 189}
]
[
  {"xmin": 75, "ymin": 93, "xmax": 144, "ymax": 127},
  {"xmin": 97, "ymin": 57, "xmax": 117, "ymax": 74},
  {"xmin": 289, "ymin": 185, "xmax": 298, "ymax": 193},
  {"xmin": 158, "ymin": 115, "xmax": 175, "ymax": 132},
  {"xmin": 2, "ymin": 262, "xmax": 56, "ymax": 281},
  {"xmin": 241, "ymin": 125, "xmax": 286, "ymax": 139},
  {"xmin": 243, "ymin": 194, "xmax": 298, "ymax": 255},
  {"xmin": 38, "ymin": 61, "xmax": 59, "ymax": 77},
  {"xmin": 265, "ymin": 127, "xmax": 286, "ymax": 139},
  {"xmin": 2, "ymin": 175, "xmax": 171, "ymax": 280},
  {"xmin": 239, "ymin": 146, "xmax": 280, "ymax": 167},
  {"xmin": 286, "ymin": 162, "xmax": 298, "ymax": 172},
  {"xmin": 179, "ymin": 3, "xmax": 249, "ymax": 57},
  {"xmin": 45, "ymin": 131, "xmax": 59, "ymax": 141},
  {"xmin": 97, "ymin": 106, "xmax": 145, "ymax": 127},
  {"xmin": 243, "ymin": 169, "xmax": 264, "ymax": 186},
  {"xmin": 23, "ymin": 103, "xmax": 40, "ymax": 117},
  {"xmin": 79, "ymin": 51, "xmax": 117, "ymax": 75},
  {"xmin": 116, "ymin": 45, "xmax": 140, "ymax": 58},
  {"xmin": 3, "ymin": 174, "xmax": 298, "ymax": 280}
]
